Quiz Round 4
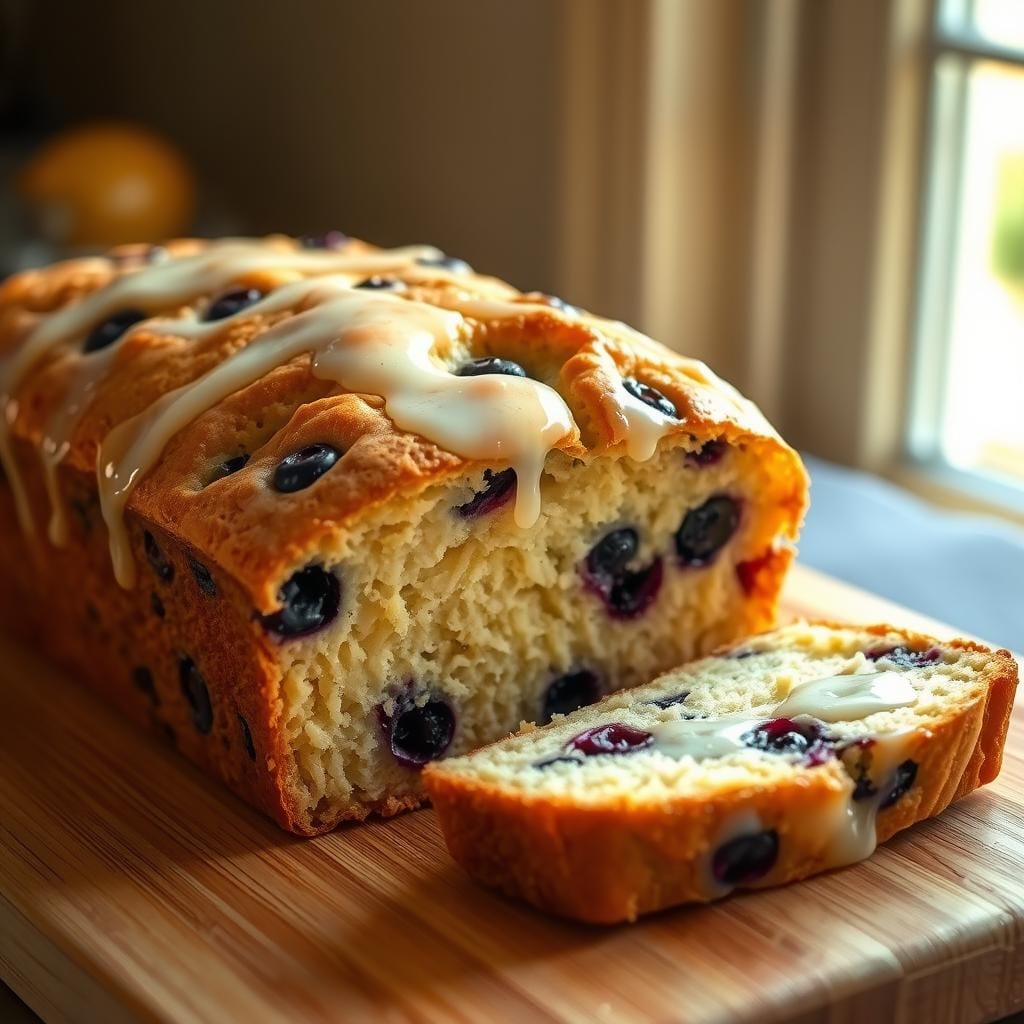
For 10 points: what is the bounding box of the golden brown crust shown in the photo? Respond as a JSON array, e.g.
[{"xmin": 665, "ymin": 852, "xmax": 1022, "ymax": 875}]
[
  {"xmin": 0, "ymin": 238, "xmax": 808, "ymax": 834},
  {"xmin": 424, "ymin": 625, "xmax": 1019, "ymax": 923}
]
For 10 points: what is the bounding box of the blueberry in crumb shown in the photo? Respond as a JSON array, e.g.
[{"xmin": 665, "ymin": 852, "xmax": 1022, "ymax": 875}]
[
  {"xmin": 568, "ymin": 723, "xmax": 653, "ymax": 756},
  {"xmin": 455, "ymin": 468, "xmax": 517, "ymax": 518},
  {"xmin": 866, "ymin": 645, "xmax": 941, "ymax": 669},
  {"xmin": 83, "ymin": 309, "xmax": 147, "ymax": 353},
  {"xmin": 455, "ymin": 356, "xmax": 528, "ymax": 378},
  {"xmin": 645, "ymin": 691, "xmax": 691, "ymax": 710},
  {"xmin": 712, "ymin": 830, "xmax": 779, "ymax": 885},
  {"xmin": 541, "ymin": 669, "xmax": 600, "ymax": 723},
  {"xmin": 622, "ymin": 377, "xmax": 677, "ymax": 418},
  {"xmin": 178, "ymin": 656, "xmax": 213, "ymax": 734},
  {"xmin": 881, "ymin": 759, "xmax": 918, "ymax": 808},
  {"xmin": 272, "ymin": 444, "xmax": 341, "ymax": 493},
  {"xmin": 259, "ymin": 565, "xmax": 341, "ymax": 638},
  {"xmin": 189, "ymin": 558, "xmax": 217, "ymax": 597},
  {"xmin": 378, "ymin": 690, "xmax": 455, "ymax": 768},
  {"xmin": 581, "ymin": 527, "xmax": 664, "ymax": 619},
  {"xmin": 144, "ymin": 531, "xmax": 174, "ymax": 582},
  {"xmin": 685, "ymin": 439, "xmax": 728, "ymax": 468},
  {"xmin": 676, "ymin": 495, "xmax": 741, "ymax": 566},
  {"xmin": 742, "ymin": 717, "xmax": 836, "ymax": 765}
]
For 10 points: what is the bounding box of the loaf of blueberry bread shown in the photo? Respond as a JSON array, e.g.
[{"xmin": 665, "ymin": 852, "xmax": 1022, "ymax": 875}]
[
  {"xmin": 0, "ymin": 235, "xmax": 807, "ymax": 834},
  {"xmin": 424, "ymin": 622, "xmax": 1018, "ymax": 923}
]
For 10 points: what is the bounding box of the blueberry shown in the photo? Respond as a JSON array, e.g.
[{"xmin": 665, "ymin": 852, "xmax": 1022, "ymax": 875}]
[
  {"xmin": 83, "ymin": 309, "xmax": 147, "ymax": 353},
  {"xmin": 300, "ymin": 231, "xmax": 348, "ymax": 249},
  {"xmin": 189, "ymin": 558, "xmax": 217, "ymax": 597},
  {"xmin": 272, "ymin": 444, "xmax": 341, "ymax": 493},
  {"xmin": 417, "ymin": 254, "xmax": 472, "ymax": 274},
  {"xmin": 213, "ymin": 452, "xmax": 250, "ymax": 481},
  {"xmin": 645, "ymin": 691, "xmax": 691, "ymax": 710},
  {"xmin": 676, "ymin": 495, "xmax": 741, "ymax": 566},
  {"xmin": 259, "ymin": 565, "xmax": 341, "ymax": 638},
  {"xmin": 866, "ymin": 645, "xmax": 941, "ymax": 669},
  {"xmin": 541, "ymin": 669, "xmax": 600, "ymax": 723},
  {"xmin": 685, "ymin": 440, "xmax": 728, "ymax": 468},
  {"xmin": 132, "ymin": 666, "xmax": 158, "ymax": 705},
  {"xmin": 743, "ymin": 717, "xmax": 835, "ymax": 765},
  {"xmin": 455, "ymin": 468, "xmax": 517, "ymax": 518},
  {"xmin": 622, "ymin": 377, "xmax": 677, "ymax": 418},
  {"xmin": 712, "ymin": 830, "xmax": 779, "ymax": 885},
  {"xmin": 354, "ymin": 276, "xmax": 402, "ymax": 290},
  {"xmin": 151, "ymin": 592, "xmax": 165, "ymax": 619},
  {"xmin": 238, "ymin": 714, "xmax": 256, "ymax": 760},
  {"xmin": 205, "ymin": 287, "xmax": 264, "ymax": 322},
  {"xmin": 880, "ymin": 759, "xmax": 918, "ymax": 809},
  {"xmin": 455, "ymin": 357, "xmax": 528, "ymax": 378},
  {"xmin": 582, "ymin": 528, "xmax": 664, "ymax": 619},
  {"xmin": 568, "ymin": 723, "xmax": 653, "ymax": 756},
  {"xmin": 587, "ymin": 527, "xmax": 638, "ymax": 577},
  {"xmin": 178, "ymin": 656, "xmax": 213, "ymax": 734},
  {"xmin": 144, "ymin": 531, "xmax": 174, "ymax": 583},
  {"xmin": 380, "ymin": 692, "xmax": 456, "ymax": 768}
]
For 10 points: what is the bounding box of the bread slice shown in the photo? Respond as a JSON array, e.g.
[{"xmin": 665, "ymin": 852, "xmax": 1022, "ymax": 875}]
[
  {"xmin": 424, "ymin": 622, "xmax": 1018, "ymax": 923},
  {"xmin": 0, "ymin": 236, "xmax": 806, "ymax": 833}
]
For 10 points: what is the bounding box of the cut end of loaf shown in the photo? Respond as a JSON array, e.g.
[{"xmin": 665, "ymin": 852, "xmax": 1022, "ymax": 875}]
[{"xmin": 278, "ymin": 433, "xmax": 802, "ymax": 831}]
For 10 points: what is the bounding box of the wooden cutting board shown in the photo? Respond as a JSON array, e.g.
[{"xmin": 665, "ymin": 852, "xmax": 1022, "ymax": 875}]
[{"xmin": 0, "ymin": 564, "xmax": 1021, "ymax": 1024}]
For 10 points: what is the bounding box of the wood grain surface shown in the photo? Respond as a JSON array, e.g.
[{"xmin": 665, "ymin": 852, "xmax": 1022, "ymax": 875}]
[{"xmin": 0, "ymin": 564, "xmax": 1021, "ymax": 1024}]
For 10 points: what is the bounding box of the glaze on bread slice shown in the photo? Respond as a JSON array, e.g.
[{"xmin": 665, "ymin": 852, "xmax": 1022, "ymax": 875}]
[
  {"xmin": 0, "ymin": 237, "xmax": 806, "ymax": 833},
  {"xmin": 424, "ymin": 622, "xmax": 1018, "ymax": 923}
]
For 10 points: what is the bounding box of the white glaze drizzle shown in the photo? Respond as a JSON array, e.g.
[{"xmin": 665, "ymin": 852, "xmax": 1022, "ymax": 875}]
[
  {"xmin": 98, "ymin": 276, "xmax": 575, "ymax": 586},
  {"xmin": 0, "ymin": 240, "xmax": 442, "ymax": 538},
  {"xmin": 648, "ymin": 672, "xmax": 916, "ymax": 761},
  {"xmin": 773, "ymin": 671, "xmax": 918, "ymax": 722},
  {"xmin": 0, "ymin": 237, "xmax": 695, "ymax": 586}
]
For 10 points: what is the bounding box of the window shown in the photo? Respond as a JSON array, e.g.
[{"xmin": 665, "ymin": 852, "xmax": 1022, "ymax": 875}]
[{"xmin": 911, "ymin": 0, "xmax": 1024, "ymax": 512}]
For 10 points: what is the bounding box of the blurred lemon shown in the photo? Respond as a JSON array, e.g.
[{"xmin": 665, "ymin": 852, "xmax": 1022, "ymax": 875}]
[{"xmin": 18, "ymin": 122, "xmax": 196, "ymax": 248}]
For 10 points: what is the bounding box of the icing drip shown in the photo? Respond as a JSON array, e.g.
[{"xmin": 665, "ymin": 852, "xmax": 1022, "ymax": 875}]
[
  {"xmin": 774, "ymin": 671, "xmax": 918, "ymax": 722},
  {"xmin": 616, "ymin": 380, "xmax": 677, "ymax": 461},
  {"xmin": 0, "ymin": 236, "xmax": 719, "ymax": 585},
  {"xmin": 98, "ymin": 277, "xmax": 575, "ymax": 586},
  {"xmin": 824, "ymin": 730, "xmax": 915, "ymax": 867},
  {"xmin": 0, "ymin": 240, "xmax": 441, "ymax": 538}
]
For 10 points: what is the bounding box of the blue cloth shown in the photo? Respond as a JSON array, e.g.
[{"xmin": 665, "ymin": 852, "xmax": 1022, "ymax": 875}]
[{"xmin": 797, "ymin": 456, "xmax": 1024, "ymax": 651}]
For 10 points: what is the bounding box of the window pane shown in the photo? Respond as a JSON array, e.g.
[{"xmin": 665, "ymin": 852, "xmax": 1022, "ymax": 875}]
[
  {"xmin": 939, "ymin": 61, "xmax": 1024, "ymax": 485},
  {"xmin": 972, "ymin": 0, "xmax": 1024, "ymax": 53}
]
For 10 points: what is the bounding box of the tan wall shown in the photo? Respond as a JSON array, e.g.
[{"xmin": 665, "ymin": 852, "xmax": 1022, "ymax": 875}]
[{"xmin": 33, "ymin": 0, "xmax": 566, "ymax": 292}]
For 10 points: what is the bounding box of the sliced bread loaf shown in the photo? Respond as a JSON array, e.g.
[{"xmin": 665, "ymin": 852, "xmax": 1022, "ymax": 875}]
[{"xmin": 424, "ymin": 622, "xmax": 1018, "ymax": 923}]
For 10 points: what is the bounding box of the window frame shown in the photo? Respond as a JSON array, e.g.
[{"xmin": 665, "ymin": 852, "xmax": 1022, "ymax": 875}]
[{"xmin": 907, "ymin": 0, "xmax": 1024, "ymax": 517}]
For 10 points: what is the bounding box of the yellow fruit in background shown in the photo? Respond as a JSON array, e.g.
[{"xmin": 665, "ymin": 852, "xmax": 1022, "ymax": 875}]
[{"xmin": 18, "ymin": 122, "xmax": 196, "ymax": 248}]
